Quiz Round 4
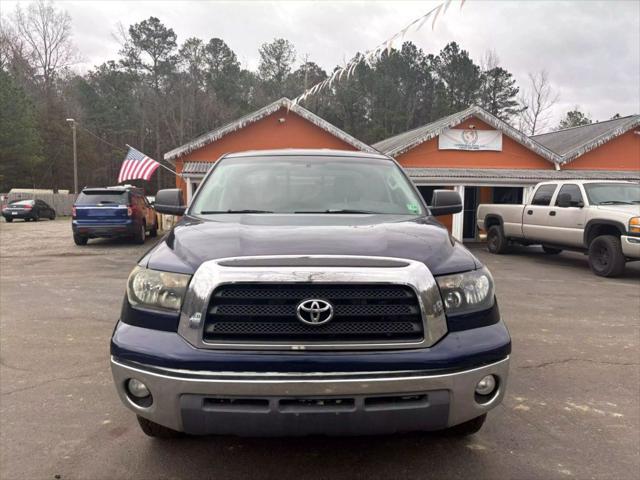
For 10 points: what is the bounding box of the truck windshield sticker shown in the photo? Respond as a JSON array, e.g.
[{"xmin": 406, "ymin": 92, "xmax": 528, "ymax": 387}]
[{"xmin": 406, "ymin": 203, "xmax": 420, "ymax": 214}]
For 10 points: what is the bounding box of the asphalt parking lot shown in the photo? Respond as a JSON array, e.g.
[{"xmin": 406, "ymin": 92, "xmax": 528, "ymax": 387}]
[{"xmin": 1, "ymin": 218, "xmax": 638, "ymax": 480}]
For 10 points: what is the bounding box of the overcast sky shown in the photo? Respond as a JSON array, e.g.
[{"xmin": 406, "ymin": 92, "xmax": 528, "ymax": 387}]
[{"xmin": 4, "ymin": 0, "xmax": 639, "ymax": 128}]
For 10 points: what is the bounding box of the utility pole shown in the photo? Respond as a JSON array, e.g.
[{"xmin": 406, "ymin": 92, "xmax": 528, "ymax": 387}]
[{"xmin": 66, "ymin": 118, "xmax": 78, "ymax": 193}]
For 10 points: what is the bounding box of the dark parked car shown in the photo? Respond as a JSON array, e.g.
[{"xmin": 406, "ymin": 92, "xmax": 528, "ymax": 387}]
[
  {"xmin": 72, "ymin": 186, "xmax": 158, "ymax": 245},
  {"xmin": 2, "ymin": 199, "xmax": 56, "ymax": 222}
]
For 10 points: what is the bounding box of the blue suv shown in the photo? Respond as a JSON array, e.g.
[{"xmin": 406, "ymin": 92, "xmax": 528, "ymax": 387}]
[{"xmin": 72, "ymin": 186, "xmax": 158, "ymax": 245}]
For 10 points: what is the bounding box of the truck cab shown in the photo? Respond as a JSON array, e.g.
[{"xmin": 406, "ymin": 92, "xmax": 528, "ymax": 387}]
[{"xmin": 110, "ymin": 149, "xmax": 511, "ymax": 438}]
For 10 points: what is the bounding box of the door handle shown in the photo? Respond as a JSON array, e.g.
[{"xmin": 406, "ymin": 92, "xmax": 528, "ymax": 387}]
[
  {"xmin": 549, "ymin": 211, "xmax": 556, "ymax": 216},
  {"xmin": 526, "ymin": 210, "xmax": 533, "ymax": 215}
]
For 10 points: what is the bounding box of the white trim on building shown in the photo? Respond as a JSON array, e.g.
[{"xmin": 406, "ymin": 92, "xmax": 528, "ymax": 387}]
[
  {"xmin": 451, "ymin": 185, "xmax": 465, "ymax": 241},
  {"xmin": 183, "ymin": 176, "xmax": 204, "ymax": 202}
]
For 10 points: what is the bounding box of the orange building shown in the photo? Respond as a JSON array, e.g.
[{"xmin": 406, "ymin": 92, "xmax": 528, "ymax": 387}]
[
  {"xmin": 374, "ymin": 107, "xmax": 640, "ymax": 240},
  {"xmin": 164, "ymin": 98, "xmax": 375, "ymax": 200},
  {"xmin": 166, "ymin": 101, "xmax": 639, "ymax": 242}
]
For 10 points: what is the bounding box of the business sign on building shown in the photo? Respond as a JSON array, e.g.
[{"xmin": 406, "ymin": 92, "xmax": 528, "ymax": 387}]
[{"xmin": 438, "ymin": 128, "xmax": 503, "ymax": 151}]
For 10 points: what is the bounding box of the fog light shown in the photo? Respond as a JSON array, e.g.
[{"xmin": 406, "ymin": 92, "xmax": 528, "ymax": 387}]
[
  {"xmin": 127, "ymin": 378, "xmax": 150, "ymax": 398},
  {"xmin": 475, "ymin": 375, "xmax": 497, "ymax": 396}
]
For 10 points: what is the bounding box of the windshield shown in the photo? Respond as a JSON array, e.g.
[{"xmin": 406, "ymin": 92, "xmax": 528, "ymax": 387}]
[
  {"xmin": 9, "ymin": 200, "xmax": 34, "ymax": 206},
  {"xmin": 584, "ymin": 183, "xmax": 640, "ymax": 205},
  {"xmin": 190, "ymin": 156, "xmax": 424, "ymax": 215}
]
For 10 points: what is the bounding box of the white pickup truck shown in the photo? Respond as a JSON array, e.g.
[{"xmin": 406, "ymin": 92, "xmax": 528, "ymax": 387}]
[{"xmin": 477, "ymin": 180, "xmax": 640, "ymax": 277}]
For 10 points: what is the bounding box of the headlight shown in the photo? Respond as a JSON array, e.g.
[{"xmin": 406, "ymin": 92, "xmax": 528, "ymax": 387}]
[
  {"xmin": 436, "ymin": 267, "xmax": 495, "ymax": 315},
  {"xmin": 630, "ymin": 217, "xmax": 640, "ymax": 234},
  {"xmin": 126, "ymin": 266, "xmax": 190, "ymax": 312}
]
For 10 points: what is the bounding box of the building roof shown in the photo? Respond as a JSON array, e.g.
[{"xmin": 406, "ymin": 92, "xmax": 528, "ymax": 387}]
[
  {"xmin": 373, "ymin": 105, "xmax": 560, "ymax": 164},
  {"xmin": 182, "ymin": 149, "xmax": 392, "ymax": 176},
  {"xmin": 182, "ymin": 161, "xmax": 214, "ymax": 175},
  {"xmin": 164, "ymin": 98, "xmax": 377, "ymax": 162},
  {"xmin": 532, "ymin": 115, "xmax": 640, "ymax": 164},
  {"xmin": 405, "ymin": 167, "xmax": 640, "ymax": 185}
]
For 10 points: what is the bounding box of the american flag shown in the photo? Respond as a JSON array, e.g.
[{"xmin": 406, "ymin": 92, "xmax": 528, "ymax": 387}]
[{"xmin": 117, "ymin": 146, "xmax": 160, "ymax": 183}]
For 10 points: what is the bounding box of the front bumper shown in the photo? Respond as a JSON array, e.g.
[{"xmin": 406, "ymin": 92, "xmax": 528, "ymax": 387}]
[
  {"xmin": 621, "ymin": 235, "xmax": 640, "ymax": 259},
  {"xmin": 111, "ymin": 355, "xmax": 509, "ymax": 436}
]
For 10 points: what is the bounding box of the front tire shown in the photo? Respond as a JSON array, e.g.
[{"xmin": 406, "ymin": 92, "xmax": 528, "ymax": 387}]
[
  {"xmin": 487, "ymin": 225, "xmax": 509, "ymax": 254},
  {"xmin": 444, "ymin": 414, "xmax": 486, "ymax": 436},
  {"xmin": 588, "ymin": 235, "xmax": 625, "ymax": 277},
  {"xmin": 136, "ymin": 416, "xmax": 182, "ymax": 439},
  {"xmin": 542, "ymin": 246, "xmax": 562, "ymax": 255},
  {"xmin": 149, "ymin": 221, "xmax": 158, "ymax": 238}
]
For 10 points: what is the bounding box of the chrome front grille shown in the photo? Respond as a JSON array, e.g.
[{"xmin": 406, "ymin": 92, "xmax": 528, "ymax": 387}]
[
  {"xmin": 204, "ymin": 283, "xmax": 423, "ymax": 342},
  {"xmin": 177, "ymin": 255, "xmax": 448, "ymax": 351}
]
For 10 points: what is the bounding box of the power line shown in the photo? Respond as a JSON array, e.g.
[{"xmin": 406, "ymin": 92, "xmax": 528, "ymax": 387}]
[
  {"xmin": 75, "ymin": 121, "xmax": 182, "ymax": 178},
  {"xmin": 75, "ymin": 123, "xmax": 128, "ymax": 153}
]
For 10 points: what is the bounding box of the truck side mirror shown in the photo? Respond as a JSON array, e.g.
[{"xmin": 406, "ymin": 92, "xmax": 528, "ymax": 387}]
[
  {"xmin": 556, "ymin": 193, "xmax": 571, "ymax": 208},
  {"xmin": 430, "ymin": 190, "xmax": 463, "ymax": 216},
  {"xmin": 155, "ymin": 189, "xmax": 186, "ymax": 216}
]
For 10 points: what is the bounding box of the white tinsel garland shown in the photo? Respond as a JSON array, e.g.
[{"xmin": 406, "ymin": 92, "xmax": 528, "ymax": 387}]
[{"xmin": 291, "ymin": 0, "xmax": 465, "ymax": 108}]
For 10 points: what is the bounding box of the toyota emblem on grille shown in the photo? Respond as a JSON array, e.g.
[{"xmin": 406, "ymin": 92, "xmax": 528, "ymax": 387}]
[{"xmin": 296, "ymin": 299, "xmax": 334, "ymax": 325}]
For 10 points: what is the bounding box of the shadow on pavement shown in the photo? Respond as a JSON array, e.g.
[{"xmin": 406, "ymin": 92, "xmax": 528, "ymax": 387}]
[{"xmin": 135, "ymin": 432, "xmax": 490, "ymax": 478}]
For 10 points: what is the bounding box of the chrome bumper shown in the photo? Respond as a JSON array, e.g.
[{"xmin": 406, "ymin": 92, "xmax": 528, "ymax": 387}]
[
  {"xmin": 621, "ymin": 235, "xmax": 640, "ymax": 259},
  {"xmin": 111, "ymin": 356, "xmax": 510, "ymax": 435}
]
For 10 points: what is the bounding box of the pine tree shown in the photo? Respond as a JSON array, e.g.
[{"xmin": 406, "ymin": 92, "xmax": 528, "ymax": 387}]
[
  {"xmin": 558, "ymin": 108, "xmax": 592, "ymax": 130},
  {"xmin": 0, "ymin": 70, "xmax": 43, "ymax": 190},
  {"xmin": 479, "ymin": 67, "xmax": 523, "ymax": 121},
  {"xmin": 258, "ymin": 38, "xmax": 296, "ymax": 99},
  {"xmin": 432, "ymin": 42, "xmax": 482, "ymax": 113}
]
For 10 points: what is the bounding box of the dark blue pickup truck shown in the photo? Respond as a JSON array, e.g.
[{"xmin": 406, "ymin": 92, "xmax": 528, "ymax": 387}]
[{"xmin": 110, "ymin": 150, "xmax": 510, "ymax": 438}]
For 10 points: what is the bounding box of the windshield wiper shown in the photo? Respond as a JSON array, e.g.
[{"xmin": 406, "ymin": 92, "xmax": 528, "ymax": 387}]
[
  {"xmin": 199, "ymin": 209, "xmax": 274, "ymax": 214},
  {"xmin": 294, "ymin": 209, "xmax": 380, "ymax": 214},
  {"xmin": 598, "ymin": 201, "xmax": 633, "ymax": 205}
]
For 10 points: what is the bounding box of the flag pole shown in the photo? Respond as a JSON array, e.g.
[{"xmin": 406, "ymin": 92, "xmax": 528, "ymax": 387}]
[{"xmin": 125, "ymin": 144, "xmax": 181, "ymax": 177}]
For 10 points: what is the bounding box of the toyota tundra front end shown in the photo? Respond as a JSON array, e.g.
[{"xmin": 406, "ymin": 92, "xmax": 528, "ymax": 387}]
[{"xmin": 110, "ymin": 150, "xmax": 511, "ymax": 438}]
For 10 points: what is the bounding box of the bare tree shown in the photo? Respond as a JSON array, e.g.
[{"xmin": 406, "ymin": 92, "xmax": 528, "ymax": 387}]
[
  {"xmin": 517, "ymin": 70, "xmax": 559, "ymax": 135},
  {"xmin": 0, "ymin": 16, "xmax": 17, "ymax": 70},
  {"xmin": 13, "ymin": 0, "xmax": 74, "ymax": 88},
  {"xmin": 0, "ymin": 15, "xmax": 32, "ymax": 79}
]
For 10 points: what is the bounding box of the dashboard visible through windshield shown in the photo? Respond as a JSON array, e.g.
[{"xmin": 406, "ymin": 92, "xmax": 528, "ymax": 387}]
[{"xmin": 190, "ymin": 156, "xmax": 425, "ymax": 216}]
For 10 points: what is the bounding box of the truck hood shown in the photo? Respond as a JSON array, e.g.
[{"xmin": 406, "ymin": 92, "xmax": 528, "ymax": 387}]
[
  {"xmin": 141, "ymin": 214, "xmax": 481, "ymax": 277},
  {"xmin": 592, "ymin": 204, "xmax": 640, "ymax": 217}
]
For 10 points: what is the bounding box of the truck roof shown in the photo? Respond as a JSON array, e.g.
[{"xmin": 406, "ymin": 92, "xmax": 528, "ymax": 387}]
[{"xmin": 223, "ymin": 149, "xmax": 392, "ymax": 161}]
